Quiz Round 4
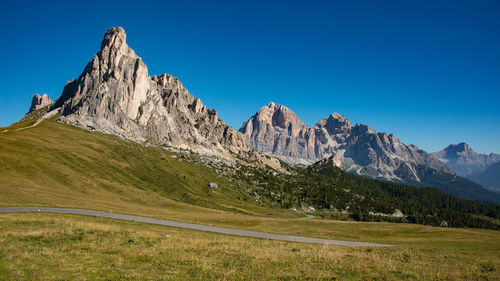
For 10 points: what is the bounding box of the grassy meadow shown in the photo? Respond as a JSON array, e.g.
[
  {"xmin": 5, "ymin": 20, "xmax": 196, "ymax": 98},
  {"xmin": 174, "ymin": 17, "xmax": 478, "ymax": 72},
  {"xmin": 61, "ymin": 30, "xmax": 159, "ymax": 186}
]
[
  {"xmin": 0, "ymin": 213, "xmax": 498, "ymax": 280},
  {"xmin": 0, "ymin": 119, "xmax": 499, "ymax": 280}
]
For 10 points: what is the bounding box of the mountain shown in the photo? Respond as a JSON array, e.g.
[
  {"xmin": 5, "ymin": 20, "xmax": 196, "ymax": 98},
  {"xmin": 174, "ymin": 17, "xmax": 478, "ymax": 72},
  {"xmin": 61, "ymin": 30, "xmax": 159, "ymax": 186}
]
[
  {"xmin": 240, "ymin": 103, "xmax": 500, "ymax": 203},
  {"xmin": 49, "ymin": 27, "xmax": 279, "ymax": 168},
  {"xmin": 5, "ymin": 27, "xmax": 500, "ymax": 228},
  {"xmin": 469, "ymin": 161, "xmax": 500, "ymax": 192},
  {"xmin": 431, "ymin": 143, "xmax": 500, "ymax": 177},
  {"xmin": 239, "ymin": 102, "xmax": 317, "ymax": 166},
  {"xmin": 28, "ymin": 93, "xmax": 52, "ymax": 113},
  {"xmin": 240, "ymin": 103, "xmax": 449, "ymax": 181},
  {"xmin": 1, "ymin": 118, "xmax": 499, "ymax": 229}
]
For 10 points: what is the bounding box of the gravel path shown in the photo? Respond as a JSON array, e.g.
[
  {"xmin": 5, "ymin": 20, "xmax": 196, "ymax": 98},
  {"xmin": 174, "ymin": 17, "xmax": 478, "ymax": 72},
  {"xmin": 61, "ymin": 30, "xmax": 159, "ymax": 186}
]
[
  {"xmin": 1, "ymin": 108, "xmax": 59, "ymax": 134},
  {"xmin": 0, "ymin": 207, "xmax": 392, "ymax": 247},
  {"xmin": 1, "ymin": 119, "xmax": 43, "ymax": 133}
]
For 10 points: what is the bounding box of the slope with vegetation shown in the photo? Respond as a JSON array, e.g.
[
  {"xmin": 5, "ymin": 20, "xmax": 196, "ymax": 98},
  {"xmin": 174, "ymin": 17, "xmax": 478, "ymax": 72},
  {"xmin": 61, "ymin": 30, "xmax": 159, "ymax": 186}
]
[
  {"xmin": 0, "ymin": 117, "xmax": 499, "ymax": 280},
  {"xmin": 0, "ymin": 118, "xmax": 498, "ymax": 230},
  {"xmin": 239, "ymin": 102, "xmax": 500, "ymax": 205}
]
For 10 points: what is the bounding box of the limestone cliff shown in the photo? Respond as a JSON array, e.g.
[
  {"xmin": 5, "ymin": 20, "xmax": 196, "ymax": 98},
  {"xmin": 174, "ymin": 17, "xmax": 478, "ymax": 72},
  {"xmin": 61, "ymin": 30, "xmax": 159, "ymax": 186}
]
[
  {"xmin": 240, "ymin": 103, "xmax": 450, "ymax": 182},
  {"xmin": 54, "ymin": 27, "xmax": 277, "ymax": 167},
  {"xmin": 28, "ymin": 93, "xmax": 52, "ymax": 113}
]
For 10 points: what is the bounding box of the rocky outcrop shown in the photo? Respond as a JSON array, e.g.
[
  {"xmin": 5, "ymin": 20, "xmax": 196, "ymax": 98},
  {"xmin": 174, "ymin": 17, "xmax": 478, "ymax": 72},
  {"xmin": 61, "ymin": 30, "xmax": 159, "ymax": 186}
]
[
  {"xmin": 53, "ymin": 27, "xmax": 279, "ymax": 168},
  {"xmin": 431, "ymin": 143, "xmax": 500, "ymax": 177},
  {"xmin": 240, "ymin": 103, "xmax": 450, "ymax": 182},
  {"xmin": 239, "ymin": 102, "xmax": 316, "ymax": 165},
  {"xmin": 28, "ymin": 93, "xmax": 52, "ymax": 113}
]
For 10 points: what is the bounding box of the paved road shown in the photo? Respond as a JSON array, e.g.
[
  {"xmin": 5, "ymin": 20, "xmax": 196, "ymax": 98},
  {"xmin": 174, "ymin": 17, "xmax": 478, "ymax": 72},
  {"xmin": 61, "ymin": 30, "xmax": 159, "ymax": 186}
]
[
  {"xmin": 300, "ymin": 214, "xmax": 315, "ymax": 220},
  {"xmin": 0, "ymin": 207, "xmax": 392, "ymax": 247}
]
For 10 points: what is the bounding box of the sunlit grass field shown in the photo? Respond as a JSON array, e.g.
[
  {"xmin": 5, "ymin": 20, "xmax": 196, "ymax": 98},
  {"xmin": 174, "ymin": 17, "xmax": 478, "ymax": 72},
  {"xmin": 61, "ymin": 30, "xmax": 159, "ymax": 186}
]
[
  {"xmin": 0, "ymin": 119, "xmax": 499, "ymax": 280},
  {"xmin": 0, "ymin": 213, "xmax": 498, "ymax": 280}
]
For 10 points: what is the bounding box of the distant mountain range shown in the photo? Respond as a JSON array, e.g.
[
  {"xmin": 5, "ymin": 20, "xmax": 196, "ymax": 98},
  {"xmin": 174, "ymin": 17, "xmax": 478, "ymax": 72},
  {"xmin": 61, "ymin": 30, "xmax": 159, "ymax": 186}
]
[
  {"xmin": 432, "ymin": 143, "xmax": 500, "ymax": 191},
  {"xmin": 239, "ymin": 102, "xmax": 442, "ymax": 180},
  {"xmin": 431, "ymin": 143, "xmax": 500, "ymax": 176},
  {"xmin": 20, "ymin": 27, "xmax": 499, "ymax": 204},
  {"xmin": 239, "ymin": 103, "xmax": 499, "ymax": 203},
  {"xmin": 470, "ymin": 162, "xmax": 500, "ymax": 193}
]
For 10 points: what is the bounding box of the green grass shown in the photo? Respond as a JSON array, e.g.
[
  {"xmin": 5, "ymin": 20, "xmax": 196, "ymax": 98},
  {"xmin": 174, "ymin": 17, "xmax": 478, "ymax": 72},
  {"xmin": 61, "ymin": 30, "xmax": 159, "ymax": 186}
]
[
  {"xmin": 0, "ymin": 119, "xmax": 294, "ymax": 218},
  {"xmin": 0, "ymin": 213, "xmax": 498, "ymax": 280},
  {"xmin": 0, "ymin": 119, "xmax": 499, "ymax": 280}
]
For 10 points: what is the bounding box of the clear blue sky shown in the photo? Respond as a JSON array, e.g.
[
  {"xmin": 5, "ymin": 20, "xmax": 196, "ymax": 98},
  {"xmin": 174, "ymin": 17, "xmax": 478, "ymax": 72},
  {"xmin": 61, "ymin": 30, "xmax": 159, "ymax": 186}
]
[{"xmin": 1, "ymin": 0, "xmax": 499, "ymax": 154}]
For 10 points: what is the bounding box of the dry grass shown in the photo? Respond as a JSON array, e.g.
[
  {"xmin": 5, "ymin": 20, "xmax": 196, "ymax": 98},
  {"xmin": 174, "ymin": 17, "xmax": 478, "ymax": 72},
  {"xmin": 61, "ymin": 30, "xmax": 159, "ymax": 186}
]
[
  {"xmin": 0, "ymin": 213, "xmax": 498, "ymax": 280},
  {"xmin": 0, "ymin": 120, "xmax": 499, "ymax": 280}
]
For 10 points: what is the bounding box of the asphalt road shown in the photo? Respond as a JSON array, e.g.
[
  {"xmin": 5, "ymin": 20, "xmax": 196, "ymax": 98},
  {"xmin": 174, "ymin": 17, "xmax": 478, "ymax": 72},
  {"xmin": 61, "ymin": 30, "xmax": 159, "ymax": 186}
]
[
  {"xmin": 300, "ymin": 214, "xmax": 315, "ymax": 220},
  {"xmin": 0, "ymin": 207, "xmax": 393, "ymax": 247}
]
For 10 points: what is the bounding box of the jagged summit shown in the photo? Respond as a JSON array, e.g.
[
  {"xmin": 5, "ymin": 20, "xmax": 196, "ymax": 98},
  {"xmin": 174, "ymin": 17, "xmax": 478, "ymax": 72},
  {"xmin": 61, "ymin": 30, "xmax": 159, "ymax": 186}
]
[
  {"xmin": 241, "ymin": 102, "xmax": 450, "ymax": 182},
  {"xmin": 50, "ymin": 27, "xmax": 280, "ymax": 168},
  {"xmin": 239, "ymin": 103, "xmax": 313, "ymax": 164},
  {"xmin": 315, "ymin": 113, "xmax": 353, "ymax": 136},
  {"xmin": 28, "ymin": 93, "xmax": 53, "ymax": 113},
  {"xmin": 100, "ymin": 27, "xmax": 127, "ymax": 50},
  {"xmin": 442, "ymin": 142, "xmax": 474, "ymax": 156}
]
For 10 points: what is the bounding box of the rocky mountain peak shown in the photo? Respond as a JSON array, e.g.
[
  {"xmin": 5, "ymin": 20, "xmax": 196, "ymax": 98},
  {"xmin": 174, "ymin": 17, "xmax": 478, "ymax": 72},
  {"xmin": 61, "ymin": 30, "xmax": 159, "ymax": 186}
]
[
  {"xmin": 329, "ymin": 112, "xmax": 347, "ymax": 120},
  {"xmin": 444, "ymin": 142, "xmax": 473, "ymax": 155},
  {"xmin": 239, "ymin": 103, "xmax": 314, "ymax": 163},
  {"xmin": 28, "ymin": 93, "xmax": 53, "ymax": 113},
  {"xmin": 314, "ymin": 112, "xmax": 353, "ymax": 135},
  {"xmin": 352, "ymin": 124, "xmax": 376, "ymax": 135},
  {"xmin": 431, "ymin": 143, "xmax": 500, "ymax": 177},
  {"xmin": 51, "ymin": 27, "xmax": 282, "ymax": 168},
  {"xmin": 247, "ymin": 102, "xmax": 306, "ymax": 130},
  {"xmin": 100, "ymin": 27, "xmax": 127, "ymax": 51},
  {"xmin": 266, "ymin": 101, "xmax": 278, "ymax": 108},
  {"xmin": 261, "ymin": 102, "xmax": 291, "ymax": 113},
  {"xmin": 242, "ymin": 103, "xmax": 450, "ymax": 181}
]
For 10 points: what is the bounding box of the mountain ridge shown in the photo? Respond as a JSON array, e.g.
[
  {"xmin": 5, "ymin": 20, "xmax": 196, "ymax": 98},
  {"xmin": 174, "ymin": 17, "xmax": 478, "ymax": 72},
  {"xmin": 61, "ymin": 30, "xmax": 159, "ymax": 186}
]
[
  {"xmin": 16, "ymin": 27, "xmax": 498, "ymax": 204},
  {"xmin": 49, "ymin": 27, "xmax": 280, "ymax": 169},
  {"xmin": 240, "ymin": 102, "xmax": 449, "ymax": 180},
  {"xmin": 239, "ymin": 102, "xmax": 500, "ymax": 203},
  {"xmin": 469, "ymin": 161, "xmax": 500, "ymax": 191},
  {"xmin": 431, "ymin": 142, "xmax": 500, "ymax": 177}
]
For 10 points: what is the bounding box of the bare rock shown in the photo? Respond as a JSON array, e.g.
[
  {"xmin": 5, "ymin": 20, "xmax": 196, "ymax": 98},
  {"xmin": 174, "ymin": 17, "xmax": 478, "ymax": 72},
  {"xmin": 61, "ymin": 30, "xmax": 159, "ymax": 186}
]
[
  {"xmin": 239, "ymin": 102, "xmax": 318, "ymax": 163},
  {"xmin": 431, "ymin": 143, "xmax": 500, "ymax": 177},
  {"xmin": 28, "ymin": 93, "xmax": 53, "ymax": 113},
  {"xmin": 54, "ymin": 27, "xmax": 269, "ymax": 165},
  {"xmin": 240, "ymin": 102, "xmax": 450, "ymax": 182}
]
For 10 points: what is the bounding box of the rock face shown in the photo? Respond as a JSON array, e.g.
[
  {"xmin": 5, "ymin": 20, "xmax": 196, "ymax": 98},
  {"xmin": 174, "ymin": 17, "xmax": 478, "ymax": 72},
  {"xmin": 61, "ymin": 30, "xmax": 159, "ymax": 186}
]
[
  {"xmin": 240, "ymin": 103, "xmax": 450, "ymax": 182},
  {"xmin": 28, "ymin": 93, "xmax": 52, "ymax": 113},
  {"xmin": 469, "ymin": 161, "xmax": 500, "ymax": 191},
  {"xmin": 239, "ymin": 102, "xmax": 316, "ymax": 165},
  {"xmin": 431, "ymin": 143, "xmax": 500, "ymax": 177},
  {"xmin": 54, "ymin": 27, "xmax": 274, "ymax": 165}
]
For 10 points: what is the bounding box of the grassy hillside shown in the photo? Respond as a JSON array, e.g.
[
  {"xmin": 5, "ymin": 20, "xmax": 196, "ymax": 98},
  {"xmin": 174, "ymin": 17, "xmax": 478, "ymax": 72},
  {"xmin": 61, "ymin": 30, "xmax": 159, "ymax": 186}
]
[
  {"xmin": 0, "ymin": 119, "xmax": 291, "ymax": 218},
  {"xmin": 0, "ymin": 118, "xmax": 498, "ymax": 230},
  {"xmin": 0, "ymin": 119, "xmax": 499, "ymax": 280},
  {"xmin": 300, "ymin": 162, "xmax": 500, "ymax": 229}
]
